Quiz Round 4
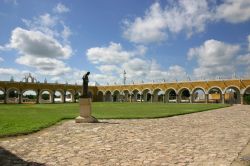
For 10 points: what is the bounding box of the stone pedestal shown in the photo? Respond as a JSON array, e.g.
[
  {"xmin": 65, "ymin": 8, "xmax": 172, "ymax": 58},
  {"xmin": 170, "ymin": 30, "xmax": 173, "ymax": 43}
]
[{"xmin": 75, "ymin": 98, "xmax": 98, "ymax": 123}]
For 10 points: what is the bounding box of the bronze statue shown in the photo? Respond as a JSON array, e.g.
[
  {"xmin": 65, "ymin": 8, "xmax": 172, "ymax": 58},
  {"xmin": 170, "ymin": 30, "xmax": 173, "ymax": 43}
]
[{"xmin": 82, "ymin": 71, "xmax": 90, "ymax": 97}]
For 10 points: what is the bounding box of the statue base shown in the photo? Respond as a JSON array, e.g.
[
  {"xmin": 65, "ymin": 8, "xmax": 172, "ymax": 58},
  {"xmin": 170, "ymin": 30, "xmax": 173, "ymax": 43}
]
[{"xmin": 75, "ymin": 98, "xmax": 98, "ymax": 123}]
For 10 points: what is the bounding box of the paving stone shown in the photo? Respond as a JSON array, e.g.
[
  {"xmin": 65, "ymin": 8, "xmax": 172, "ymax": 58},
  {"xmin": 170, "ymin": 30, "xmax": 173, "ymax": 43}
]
[{"xmin": 0, "ymin": 105, "xmax": 249, "ymax": 165}]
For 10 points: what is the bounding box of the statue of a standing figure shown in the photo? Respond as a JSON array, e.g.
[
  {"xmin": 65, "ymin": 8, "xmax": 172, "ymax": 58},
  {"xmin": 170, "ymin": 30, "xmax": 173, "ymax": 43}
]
[{"xmin": 82, "ymin": 71, "xmax": 90, "ymax": 98}]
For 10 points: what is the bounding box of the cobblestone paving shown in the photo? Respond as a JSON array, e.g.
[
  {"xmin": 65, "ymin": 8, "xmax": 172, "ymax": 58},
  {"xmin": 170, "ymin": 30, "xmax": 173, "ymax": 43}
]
[{"xmin": 0, "ymin": 105, "xmax": 250, "ymax": 166}]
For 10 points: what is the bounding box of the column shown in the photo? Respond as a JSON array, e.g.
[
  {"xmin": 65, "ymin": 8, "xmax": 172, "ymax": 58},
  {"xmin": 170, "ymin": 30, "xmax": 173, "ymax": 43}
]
[
  {"xmin": 190, "ymin": 94, "xmax": 193, "ymax": 103},
  {"xmin": 140, "ymin": 94, "xmax": 142, "ymax": 102},
  {"xmin": 129, "ymin": 95, "xmax": 132, "ymax": 102},
  {"xmin": 4, "ymin": 88, "xmax": 7, "ymax": 104},
  {"xmin": 63, "ymin": 91, "xmax": 66, "ymax": 103},
  {"xmin": 36, "ymin": 89, "xmax": 40, "ymax": 104},
  {"xmin": 176, "ymin": 95, "xmax": 179, "ymax": 103},
  {"xmin": 18, "ymin": 90, "xmax": 22, "ymax": 104},
  {"xmin": 221, "ymin": 94, "xmax": 225, "ymax": 104},
  {"xmin": 51, "ymin": 91, "xmax": 55, "ymax": 103},
  {"xmin": 205, "ymin": 94, "xmax": 208, "ymax": 104},
  {"xmin": 74, "ymin": 91, "xmax": 77, "ymax": 103},
  {"xmin": 150, "ymin": 94, "xmax": 153, "ymax": 103},
  {"xmin": 240, "ymin": 94, "xmax": 244, "ymax": 105}
]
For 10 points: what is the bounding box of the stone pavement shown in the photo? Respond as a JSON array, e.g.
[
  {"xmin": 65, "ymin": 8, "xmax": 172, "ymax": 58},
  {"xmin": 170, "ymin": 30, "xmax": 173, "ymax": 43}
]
[{"xmin": 0, "ymin": 105, "xmax": 250, "ymax": 166}]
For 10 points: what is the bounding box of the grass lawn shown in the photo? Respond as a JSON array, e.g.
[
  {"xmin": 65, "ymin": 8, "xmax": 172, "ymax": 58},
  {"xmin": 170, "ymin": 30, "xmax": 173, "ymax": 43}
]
[{"xmin": 0, "ymin": 102, "xmax": 228, "ymax": 137}]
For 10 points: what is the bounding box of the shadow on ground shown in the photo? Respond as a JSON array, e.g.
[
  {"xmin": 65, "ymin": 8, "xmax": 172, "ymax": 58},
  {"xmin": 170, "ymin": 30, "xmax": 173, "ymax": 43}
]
[{"xmin": 0, "ymin": 146, "xmax": 45, "ymax": 166}]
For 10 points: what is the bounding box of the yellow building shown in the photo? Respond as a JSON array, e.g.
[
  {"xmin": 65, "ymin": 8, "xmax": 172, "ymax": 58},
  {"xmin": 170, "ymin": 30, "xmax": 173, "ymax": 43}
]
[{"xmin": 1, "ymin": 76, "xmax": 250, "ymax": 104}]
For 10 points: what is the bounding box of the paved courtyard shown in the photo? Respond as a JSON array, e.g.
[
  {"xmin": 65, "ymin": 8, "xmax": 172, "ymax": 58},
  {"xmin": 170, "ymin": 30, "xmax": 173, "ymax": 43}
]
[{"xmin": 0, "ymin": 105, "xmax": 250, "ymax": 166}]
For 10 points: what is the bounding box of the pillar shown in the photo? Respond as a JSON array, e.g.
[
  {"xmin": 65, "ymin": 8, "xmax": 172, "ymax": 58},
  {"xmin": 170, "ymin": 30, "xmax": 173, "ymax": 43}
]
[
  {"xmin": 190, "ymin": 94, "xmax": 193, "ymax": 103},
  {"xmin": 222, "ymin": 94, "xmax": 225, "ymax": 104},
  {"xmin": 18, "ymin": 90, "xmax": 22, "ymax": 104},
  {"xmin": 63, "ymin": 91, "xmax": 66, "ymax": 103},
  {"xmin": 129, "ymin": 95, "xmax": 132, "ymax": 102},
  {"xmin": 163, "ymin": 95, "xmax": 165, "ymax": 103},
  {"xmin": 150, "ymin": 94, "xmax": 153, "ymax": 103},
  {"xmin": 4, "ymin": 88, "xmax": 7, "ymax": 104},
  {"xmin": 51, "ymin": 91, "xmax": 55, "ymax": 103},
  {"xmin": 205, "ymin": 94, "xmax": 208, "ymax": 104},
  {"xmin": 36, "ymin": 89, "xmax": 40, "ymax": 104},
  {"xmin": 74, "ymin": 91, "xmax": 77, "ymax": 103},
  {"xmin": 140, "ymin": 94, "xmax": 142, "ymax": 102},
  {"xmin": 240, "ymin": 94, "xmax": 244, "ymax": 105},
  {"xmin": 176, "ymin": 95, "xmax": 180, "ymax": 103}
]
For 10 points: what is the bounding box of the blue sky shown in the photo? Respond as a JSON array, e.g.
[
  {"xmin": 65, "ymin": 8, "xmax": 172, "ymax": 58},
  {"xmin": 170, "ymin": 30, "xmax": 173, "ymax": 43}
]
[{"xmin": 0, "ymin": 0, "xmax": 250, "ymax": 85}]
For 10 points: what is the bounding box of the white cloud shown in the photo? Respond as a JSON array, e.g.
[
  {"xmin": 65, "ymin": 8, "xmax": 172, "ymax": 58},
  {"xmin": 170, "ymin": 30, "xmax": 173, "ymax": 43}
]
[
  {"xmin": 16, "ymin": 55, "xmax": 71, "ymax": 76},
  {"xmin": 123, "ymin": 0, "xmax": 250, "ymax": 44},
  {"xmin": 215, "ymin": 0, "xmax": 250, "ymax": 23},
  {"xmin": 0, "ymin": 57, "xmax": 4, "ymax": 62},
  {"xmin": 61, "ymin": 25, "xmax": 72, "ymax": 43},
  {"xmin": 123, "ymin": 1, "xmax": 212, "ymax": 44},
  {"xmin": 53, "ymin": 3, "xmax": 70, "ymax": 14},
  {"xmin": 237, "ymin": 54, "xmax": 250, "ymax": 65},
  {"xmin": 10, "ymin": 27, "xmax": 72, "ymax": 59},
  {"xmin": 87, "ymin": 42, "xmax": 187, "ymax": 84},
  {"xmin": 86, "ymin": 42, "xmax": 140, "ymax": 65},
  {"xmin": 188, "ymin": 39, "xmax": 240, "ymax": 78},
  {"xmin": 0, "ymin": 68, "xmax": 19, "ymax": 75},
  {"xmin": 22, "ymin": 13, "xmax": 59, "ymax": 38},
  {"xmin": 98, "ymin": 65, "xmax": 121, "ymax": 74}
]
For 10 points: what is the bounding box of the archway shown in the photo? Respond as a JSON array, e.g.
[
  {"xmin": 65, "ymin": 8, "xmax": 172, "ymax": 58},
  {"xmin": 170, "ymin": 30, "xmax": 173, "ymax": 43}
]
[
  {"xmin": 7, "ymin": 88, "xmax": 19, "ymax": 103},
  {"xmin": 208, "ymin": 87, "xmax": 222, "ymax": 103},
  {"xmin": 153, "ymin": 89, "xmax": 164, "ymax": 102},
  {"xmin": 54, "ymin": 90, "xmax": 63, "ymax": 103},
  {"xmin": 165, "ymin": 89, "xmax": 177, "ymax": 103},
  {"xmin": 192, "ymin": 88, "xmax": 206, "ymax": 103},
  {"xmin": 75, "ymin": 91, "xmax": 81, "ymax": 102},
  {"xmin": 113, "ymin": 90, "xmax": 120, "ymax": 102},
  {"xmin": 97, "ymin": 91, "xmax": 104, "ymax": 102},
  {"xmin": 65, "ymin": 90, "xmax": 74, "ymax": 102},
  {"xmin": 178, "ymin": 88, "xmax": 191, "ymax": 103},
  {"xmin": 22, "ymin": 90, "xmax": 37, "ymax": 103},
  {"xmin": 0, "ymin": 89, "xmax": 4, "ymax": 103},
  {"xmin": 132, "ymin": 89, "xmax": 140, "ymax": 102},
  {"xmin": 122, "ymin": 90, "xmax": 130, "ymax": 102},
  {"xmin": 224, "ymin": 87, "xmax": 241, "ymax": 104},
  {"xmin": 243, "ymin": 87, "xmax": 250, "ymax": 104},
  {"xmin": 40, "ymin": 90, "xmax": 52, "ymax": 103},
  {"xmin": 105, "ymin": 91, "xmax": 112, "ymax": 102},
  {"xmin": 142, "ymin": 89, "xmax": 151, "ymax": 102}
]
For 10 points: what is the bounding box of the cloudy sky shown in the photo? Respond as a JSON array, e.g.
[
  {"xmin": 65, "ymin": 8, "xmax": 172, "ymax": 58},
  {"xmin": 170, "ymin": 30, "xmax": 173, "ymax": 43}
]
[{"xmin": 0, "ymin": 0, "xmax": 250, "ymax": 85}]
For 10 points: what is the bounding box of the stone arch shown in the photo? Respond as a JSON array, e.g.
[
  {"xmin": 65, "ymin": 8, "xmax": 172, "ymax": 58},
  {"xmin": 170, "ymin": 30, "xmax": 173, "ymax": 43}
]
[
  {"xmin": 208, "ymin": 87, "xmax": 222, "ymax": 103},
  {"xmin": 178, "ymin": 88, "xmax": 191, "ymax": 103},
  {"xmin": 165, "ymin": 88, "xmax": 177, "ymax": 103},
  {"xmin": 142, "ymin": 89, "xmax": 152, "ymax": 102},
  {"xmin": 0, "ymin": 88, "xmax": 5, "ymax": 103},
  {"xmin": 132, "ymin": 89, "xmax": 141, "ymax": 102},
  {"xmin": 40, "ymin": 89, "xmax": 53, "ymax": 103},
  {"xmin": 224, "ymin": 86, "xmax": 241, "ymax": 104},
  {"xmin": 54, "ymin": 89, "xmax": 64, "ymax": 103},
  {"xmin": 22, "ymin": 89, "xmax": 37, "ymax": 103},
  {"xmin": 243, "ymin": 86, "xmax": 250, "ymax": 104},
  {"xmin": 122, "ymin": 89, "xmax": 130, "ymax": 102},
  {"xmin": 104, "ymin": 90, "xmax": 112, "ymax": 102},
  {"xmin": 65, "ymin": 89, "xmax": 74, "ymax": 102},
  {"xmin": 7, "ymin": 88, "xmax": 19, "ymax": 103},
  {"xmin": 97, "ymin": 91, "xmax": 104, "ymax": 102},
  {"xmin": 153, "ymin": 88, "xmax": 164, "ymax": 102},
  {"xmin": 113, "ymin": 90, "xmax": 120, "ymax": 102},
  {"xmin": 192, "ymin": 88, "xmax": 206, "ymax": 103}
]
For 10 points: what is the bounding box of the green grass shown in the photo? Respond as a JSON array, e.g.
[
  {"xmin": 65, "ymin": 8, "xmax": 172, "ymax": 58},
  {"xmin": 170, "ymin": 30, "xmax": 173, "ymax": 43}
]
[{"xmin": 0, "ymin": 102, "xmax": 228, "ymax": 137}]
